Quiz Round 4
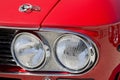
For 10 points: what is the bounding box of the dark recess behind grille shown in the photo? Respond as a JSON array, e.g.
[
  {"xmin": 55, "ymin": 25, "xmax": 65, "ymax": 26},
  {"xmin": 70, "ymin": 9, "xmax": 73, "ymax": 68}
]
[
  {"xmin": 0, "ymin": 29, "xmax": 16, "ymax": 66},
  {"xmin": 0, "ymin": 77, "xmax": 21, "ymax": 80}
]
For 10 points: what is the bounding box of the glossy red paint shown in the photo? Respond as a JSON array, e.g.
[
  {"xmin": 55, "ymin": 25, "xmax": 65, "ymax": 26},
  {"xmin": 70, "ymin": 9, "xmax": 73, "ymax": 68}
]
[
  {"xmin": 42, "ymin": 0, "xmax": 120, "ymax": 27},
  {"xmin": 0, "ymin": 0, "xmax": 120, "ymax": 80},
  {"xmin": 109, "ymin": 64, "xmax": 120, "ymax": 80},
  {"xmin": 0, "ymin": 0, "xmax": 59, "ymax": 29},
  {"xmin": 41, "ymin": 0, "xmax": 120, "ymax": 79}
]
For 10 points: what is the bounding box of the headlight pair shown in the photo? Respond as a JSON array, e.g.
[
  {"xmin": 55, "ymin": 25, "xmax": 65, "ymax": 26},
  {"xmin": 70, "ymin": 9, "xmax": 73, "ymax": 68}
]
[{"xmin": 11, "ymin": 31, "xmax": 98, "ymax": 73}]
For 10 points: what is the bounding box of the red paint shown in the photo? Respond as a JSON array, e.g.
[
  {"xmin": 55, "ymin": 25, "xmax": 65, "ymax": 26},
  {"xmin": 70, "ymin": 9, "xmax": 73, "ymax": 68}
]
[
  {"xmin": 0, "ymin": 0, "xmax": 59, "ymax": 29},
  {"xmin": 109, "ymin": 64, "xmax": 120, "ymax": 80},
  {"xmin": 42, "ymin": 0, "xmax": 120, "ymax": 27},
  {"xmin": 0, "ymin": 0, "xmax": 120, "ymax": 80}
]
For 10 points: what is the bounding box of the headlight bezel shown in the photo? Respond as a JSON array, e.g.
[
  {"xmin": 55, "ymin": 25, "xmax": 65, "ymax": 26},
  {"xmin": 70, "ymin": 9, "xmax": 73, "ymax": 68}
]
[
  {"xmin": 10, "ymin": 29, "xmax": 99, "ymax": 74},
  {"xmin": 11, "ymin": 32, "xmax": 50, "ymax": 71},
  {"xmin": 54, "ymin": 33, "xmax": 99, "ymax": 73}
]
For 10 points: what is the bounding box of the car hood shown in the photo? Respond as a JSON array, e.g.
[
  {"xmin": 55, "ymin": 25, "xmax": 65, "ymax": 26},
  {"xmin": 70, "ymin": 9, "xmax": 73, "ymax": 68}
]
[{"xmin": 0, "ymin": 0, "xmax": 59, "ymax": 30}]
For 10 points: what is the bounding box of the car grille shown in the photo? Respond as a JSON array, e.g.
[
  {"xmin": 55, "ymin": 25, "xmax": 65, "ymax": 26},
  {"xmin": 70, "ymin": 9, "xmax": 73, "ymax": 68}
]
[{"xmin": 0, "ymin": 29, "xmax": 16, "ymax": 66}]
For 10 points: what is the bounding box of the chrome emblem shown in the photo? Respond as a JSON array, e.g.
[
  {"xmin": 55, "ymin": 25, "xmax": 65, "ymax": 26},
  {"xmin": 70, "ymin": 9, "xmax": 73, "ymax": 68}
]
[{"xmin": 19, "ymin": 3, "xmax": 41, "ymax": 13}]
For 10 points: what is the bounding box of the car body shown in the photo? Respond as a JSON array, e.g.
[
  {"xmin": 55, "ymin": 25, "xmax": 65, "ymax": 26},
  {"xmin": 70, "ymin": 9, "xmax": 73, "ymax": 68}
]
[{"xmin": 0, "ymin": 0, "xmax": 120, "ymax": 80}]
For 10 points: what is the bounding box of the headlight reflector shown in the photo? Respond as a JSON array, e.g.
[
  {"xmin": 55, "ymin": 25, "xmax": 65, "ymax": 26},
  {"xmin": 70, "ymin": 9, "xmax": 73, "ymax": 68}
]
[
  {"xmin": 11, "ymin": 32, "xmax": 46, "ymax": 70},
  {"xmin": 55, "ymin": 34, "xmax": 98, "ymax": 73}
]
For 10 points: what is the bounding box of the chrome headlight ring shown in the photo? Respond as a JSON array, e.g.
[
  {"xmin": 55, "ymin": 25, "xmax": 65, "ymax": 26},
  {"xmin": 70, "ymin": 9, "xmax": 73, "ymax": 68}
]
[
  {"xmin": 54, "ymin": 33, "xmax": 98, "ymax": 73},
  {"xmin": 11, "ymin": 32, "xmax": 50, "ymax": 71}
]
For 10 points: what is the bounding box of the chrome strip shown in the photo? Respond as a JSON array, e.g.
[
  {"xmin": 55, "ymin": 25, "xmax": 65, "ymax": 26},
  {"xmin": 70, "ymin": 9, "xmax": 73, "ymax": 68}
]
[
  {"xmin": 0, "ymin": 26, "xmax": 39, "ymax": 30},
  {"xmin": 40, "ymin": 28, "xmax": 71, "ymax": 33}
]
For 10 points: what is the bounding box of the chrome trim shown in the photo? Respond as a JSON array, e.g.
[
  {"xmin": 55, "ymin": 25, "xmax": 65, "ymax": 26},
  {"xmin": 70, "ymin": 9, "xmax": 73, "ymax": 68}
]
[
  {"xmin": 11, "ymin": 32, "xmax": 50, "ymax": 71},
  {"xmin": 0, "ymin": 26, "xmax": 39, "ymax": 30},
  {"xmin": 0, "ymin": 72, "xmax": 78, "ymax": 76},
  {"xmin": 40, "ymin": 28, "xmax": 69, "ymax": 33},
  {"xmin": 53, "ymin": 34, "xmax": 99, "ymax": 73},
  {"xmin": 19, "ymin": 3, "xmax": 41, "ymax": 13}
]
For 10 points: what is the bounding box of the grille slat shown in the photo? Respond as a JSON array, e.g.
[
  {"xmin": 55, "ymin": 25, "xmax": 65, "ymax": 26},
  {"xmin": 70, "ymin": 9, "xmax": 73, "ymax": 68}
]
[
  {"xmin": 0, "ymin": 63, "xmax": 16, "ymax": 66},
  {"xmin": 0, "ymin": 29, "xmax": 16, "ymax": 66},
  {"xmin": 0, "ymin": 50, "xmax": 11, "ymax": 53},
  {"xmin": 0, "ymin": 41, "xmax": 11, "ymax": 44},
  {"xmin": 0, "ymin": 45, "xmax": 10, "ymax": 49},
  {"xmin": 0, "ymin": 58, "xmax": 15, "ymax": 62},
  {"xmin": 0, "ymin": 36, "xmax": 13, "ymax": 40},
  {"xmin": 0, "ymin": 54, "xmax": 13, "ymax": 58}
]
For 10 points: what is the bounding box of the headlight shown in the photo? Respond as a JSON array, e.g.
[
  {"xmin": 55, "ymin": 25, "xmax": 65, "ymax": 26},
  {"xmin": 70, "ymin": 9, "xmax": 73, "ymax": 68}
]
[
  {"xmin": 55, "ymin": 34, "xmax": 98, "ymax": 73},
  {"xmin": 11, "ymin": 32, "xmax": 47, "ymax": 70}
]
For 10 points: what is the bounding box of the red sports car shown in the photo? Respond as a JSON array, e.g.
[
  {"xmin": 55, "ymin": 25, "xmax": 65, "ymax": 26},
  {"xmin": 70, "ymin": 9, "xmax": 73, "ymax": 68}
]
[{"xmin": 0, "ymin": 0, "xmax": 120, "ymax": 80}]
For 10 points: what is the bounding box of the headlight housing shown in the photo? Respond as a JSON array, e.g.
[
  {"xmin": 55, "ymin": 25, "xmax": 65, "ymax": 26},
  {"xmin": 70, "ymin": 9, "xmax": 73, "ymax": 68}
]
[
  {"xmin": 55, "ymin": 34, "xmax": 98, "ymax": 73},
  {"xmin": 11, "ymin": 29, "xmax": 98, "ymax": 74},
  {"xmin": 11, "ymin": 32, "xmax": 48, "ymax": 70}
]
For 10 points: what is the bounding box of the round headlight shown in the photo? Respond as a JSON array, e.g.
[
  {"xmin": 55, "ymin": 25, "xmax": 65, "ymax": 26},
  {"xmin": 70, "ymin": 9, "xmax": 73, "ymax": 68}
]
[
  {"xmin": 11, "ymin": 32, "xmax": 47, "ymax": 70},
  {"xmin": 55, "ymin": 34, "xmax": 98, "ymax": 73}
]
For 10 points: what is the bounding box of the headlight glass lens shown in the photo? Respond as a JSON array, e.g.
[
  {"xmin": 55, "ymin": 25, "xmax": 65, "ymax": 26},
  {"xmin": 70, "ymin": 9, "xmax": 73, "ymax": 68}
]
[
  {"xmin": 11, "ymin": 32, "xmax": 46, "ymax": 70},
  {"xmin": 55, "ymin": 34, "xmax": 97, "ymax": 72}
]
